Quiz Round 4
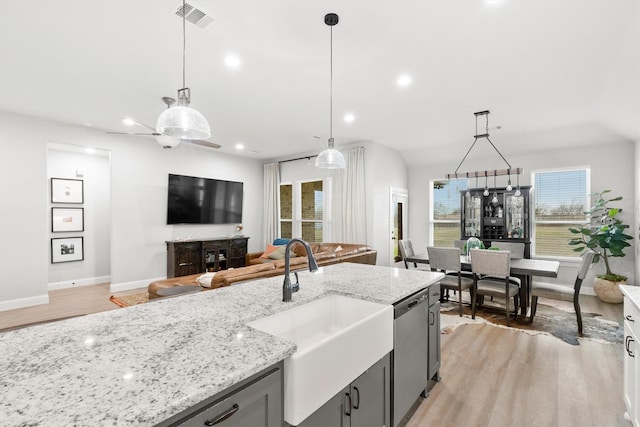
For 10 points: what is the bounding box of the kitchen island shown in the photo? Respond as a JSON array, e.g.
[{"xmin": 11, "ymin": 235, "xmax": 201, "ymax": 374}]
[{"xmin": 0, "ymin": 263, "xmax": 443, "ymax": 426}]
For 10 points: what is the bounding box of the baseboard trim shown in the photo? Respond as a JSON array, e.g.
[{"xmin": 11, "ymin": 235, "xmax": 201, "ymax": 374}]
[
  {"xmin": 110, "ymin": 277, "xmax": 164, "ymax": 293},
  {"xmin": 0, "ymin": 294, "xmax": 50, "ymax": 312},
  {"xmin": 48, "ymin": 275, "xmax": 111, "ymax": 291}
]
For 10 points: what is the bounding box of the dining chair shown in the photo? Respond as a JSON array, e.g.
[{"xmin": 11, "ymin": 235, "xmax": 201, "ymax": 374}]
[
  {"xmin": 398, "ymin": 240, "xmax": 417, "ymax": 269},
  {"xmin": 453, "ymin": 239, "xmax": 466, "ymax": 255},
  {"xmin": 530, "ymin": 251, "xmax": 595, "ymax": 336},
  {"xmin": 470, "ymin": 249, "xmax": 521, "ymax": 325},
  {"xmin": 427, "ymin": 246, "xmax": 474, "ymax": 316},
  {"xmin": 490, "ymin": 241, "xmax": 524, "ymax": 259}
]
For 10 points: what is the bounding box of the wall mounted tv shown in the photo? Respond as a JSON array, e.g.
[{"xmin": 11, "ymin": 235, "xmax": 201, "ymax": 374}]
[{"xmin": 167, "ymin": 174, "xmax": 243, "ymax": 225}]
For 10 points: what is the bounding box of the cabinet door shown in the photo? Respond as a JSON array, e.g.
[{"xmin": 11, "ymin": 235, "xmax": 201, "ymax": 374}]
[
  {"xmin": 298, "ymin": 386, "xmax": 350, "ymax": 427},
  {"xmin": 350, "ymin": 354, "xmax": 391, "ymax": 427},
  {"xmin": 428, "ymin": 300, "xmax": 441, "ymax": 380},
  {"xmin": 175, "ymin": 244, "xmax": 202, "ymax": 277},
  {"xmin": 173, "ymin": 368, "xmax": 282, "ymax": 427},
  {"xmin": 624, "ymin": 298, "xmax": 639, "ymax": 425}
]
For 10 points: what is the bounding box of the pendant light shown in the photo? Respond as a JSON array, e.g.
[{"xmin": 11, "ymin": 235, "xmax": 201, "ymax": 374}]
[
  {"xmin": 316, "ymin": 13, "xmax": 346, "ymax": 169},
  {"xmin": 156, "ymin": 0, "xmax": 211, "ymax": 141}
]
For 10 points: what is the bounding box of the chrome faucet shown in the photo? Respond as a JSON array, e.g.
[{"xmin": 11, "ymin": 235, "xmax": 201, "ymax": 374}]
[{"xmin": 283, "ymin": 238, "xmax": 319, "ymax": 302}]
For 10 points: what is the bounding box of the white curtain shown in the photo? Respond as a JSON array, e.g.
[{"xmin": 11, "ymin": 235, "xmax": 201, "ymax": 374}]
[
  {"xmin": 263, "ymin": 162, "xmax": 280, "ymax": 247},
  {"xmin": 332, "ymin": 147, "xmax": 366, "ymax": 243}
]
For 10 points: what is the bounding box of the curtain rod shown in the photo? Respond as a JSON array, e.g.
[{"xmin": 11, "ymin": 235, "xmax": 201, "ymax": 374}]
[{"xmin": 278, "ymin": 146, "xmax": 365, "ymax": 165}]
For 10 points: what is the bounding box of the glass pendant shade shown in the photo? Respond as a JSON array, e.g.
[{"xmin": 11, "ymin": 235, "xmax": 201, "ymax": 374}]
[
  {"xmin": 156, "ymin": 105, "xmax": 211, "ymax": 140},
  {"xmin": 315, "ymin": 147, "xmax": 346, "ymax": 169},
  {"xmin": 316, "ymin": 138, "xmax": 345, "ymax": 169}
]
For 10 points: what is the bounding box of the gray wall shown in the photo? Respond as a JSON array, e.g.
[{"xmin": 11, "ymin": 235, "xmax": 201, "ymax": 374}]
[
  {"xmin": 408, "ymin": 140, "xmax": 636, "ymax": 293},
  {"xmin": 0, "ymin": 110, "xmax": 263, "ymax": 310}
]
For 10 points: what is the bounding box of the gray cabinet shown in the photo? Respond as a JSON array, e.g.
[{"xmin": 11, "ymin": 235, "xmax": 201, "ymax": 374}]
[
  {"xmin": 428, "ymin": 284, "xmax": 441, "ymax": 383},
  {"xmin": 158, "ymin": 363, "xmax": 282, "ymax": 427},
  {"xmin": 299, "ymin": 354, "xmax": 390, "ymax": 427}
]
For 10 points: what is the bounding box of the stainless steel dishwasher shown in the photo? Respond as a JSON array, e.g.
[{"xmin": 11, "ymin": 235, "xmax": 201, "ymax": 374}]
[{"xmin": 391, "ymin": 287, "xmax": 429, "ymax": 427}]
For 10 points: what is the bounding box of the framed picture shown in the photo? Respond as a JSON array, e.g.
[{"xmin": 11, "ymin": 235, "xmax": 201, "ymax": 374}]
[
  {"xmin": 51, "ymin": 237, "xmax": 84, "ymax": 263},
  {"xmin": 51, "ymin": 208, "xmax": 84, "ymax": 232},
  {"xmin": 51, "ymin": 178, "xmax": 84, "ymax": 204}
]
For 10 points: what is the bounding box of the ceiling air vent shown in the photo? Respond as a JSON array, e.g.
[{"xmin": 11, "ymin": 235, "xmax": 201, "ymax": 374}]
[{"xmin": 175, "ymin": 1, "xmax": 214, "ymax": 28}]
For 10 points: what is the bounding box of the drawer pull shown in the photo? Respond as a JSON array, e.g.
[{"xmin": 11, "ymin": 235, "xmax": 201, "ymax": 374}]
[
  {"xmin": 626, "ymin": 315, "xmax": 635, "ymax": 322},
  {"xmin": 626, "ymin": 336, "xmax": 635, "ymax": 358},
  {"xmin": 204, "ymin": 403, "xmax": 239, "ymax": 426}
]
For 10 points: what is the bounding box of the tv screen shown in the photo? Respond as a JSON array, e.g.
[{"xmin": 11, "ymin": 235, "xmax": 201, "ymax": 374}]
[{"xmin": 167, "ymin": 174, "xmax": 243, "ymax": 225}]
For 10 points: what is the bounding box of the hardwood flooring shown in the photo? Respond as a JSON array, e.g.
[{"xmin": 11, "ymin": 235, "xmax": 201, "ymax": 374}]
[
  {"xmin": 0, "ymin": 285, "xmax": 630, "ymax": 426},
  {"xmin": 0, "ymin": 283, "xmax": 145, "ymax": 331},
  {"xmin": 407, "ymin": 294, "xmax": 629, "ymax": 427}
]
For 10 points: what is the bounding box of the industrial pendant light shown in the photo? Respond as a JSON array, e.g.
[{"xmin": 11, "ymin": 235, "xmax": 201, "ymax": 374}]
[
  {"xmin": 316, "ymin": 13, "xmax": 346, "ymax": 169},
  {"xmin": 156, "ymin": 0, "xmax": 211, "ymax": 141}
]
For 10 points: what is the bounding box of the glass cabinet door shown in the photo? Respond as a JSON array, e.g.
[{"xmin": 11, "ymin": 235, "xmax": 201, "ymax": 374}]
[
  {"xmin": 505, "ymin": 194, "xmax": 526, "ymax": 239},
  {"xmin": 463, "ymin": 192, "xmax": 482, "ymax": 237}
]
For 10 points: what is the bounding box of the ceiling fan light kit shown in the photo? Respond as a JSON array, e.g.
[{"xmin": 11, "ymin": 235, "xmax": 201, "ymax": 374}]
[
  {"xmin": 316, "ymin": 12, "xmax": 346, "ymax": 170},
  {"xmin": 156, "ymin": 0, "xmax": 211, "ymax": 142}
]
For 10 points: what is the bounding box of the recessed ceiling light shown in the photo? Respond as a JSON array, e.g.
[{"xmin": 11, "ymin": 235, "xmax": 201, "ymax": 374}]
[
  {"xmin": 225, "ymin": 54, "xmax": 241, "ymax": 68},
  {"xmin": 397, "ymin": 74, "xmax": 412, "ymax": 87},
  {"xmin": 344, "ymin": 113, "xmax": 355, "ymax": 123},
  {"xmin": 235, "ymin": 143, "xmax": 245, "ymax": 150},
  {"xmin": 122, "ymin": 117, "xmax": 136, "ymax": 126}
]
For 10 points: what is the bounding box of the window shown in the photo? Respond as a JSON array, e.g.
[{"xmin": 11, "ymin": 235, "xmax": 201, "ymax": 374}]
[
  {"xmin": 430, "ymin": 178, "xmax": 467, "ymax": 247},
  {"xmin": 279, "ymin": 179, "xmax": 327, "ymax": 243},
  {"xmin": 532, "ymin": 168, "xmax": 589, "ymax": 257}
]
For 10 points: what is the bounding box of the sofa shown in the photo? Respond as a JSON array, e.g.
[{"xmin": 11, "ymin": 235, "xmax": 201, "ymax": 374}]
[{"xmin": 148, "ymin": 242, "xmax": 377, "ymax": 299}]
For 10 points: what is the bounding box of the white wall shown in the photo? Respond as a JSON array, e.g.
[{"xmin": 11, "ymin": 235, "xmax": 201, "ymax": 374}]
[
  {"xmin": 408, "ymin": 140, "xmax": 636, "ymax": 291},
  {"xmin": 47, "ymin": 146, "xmax": 111, "ymax": 289},
  {"xmin": 365, "ymin": 143, "xmax": 408, "ymax": 266},
  {"xmin": 0, "ymin": 110, "xmax": 264, "ymax": 309}
]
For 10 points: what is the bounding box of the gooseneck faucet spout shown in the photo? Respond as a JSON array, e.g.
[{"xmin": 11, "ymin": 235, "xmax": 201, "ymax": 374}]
[{"xmin": 283, "ymin": 238, "xmax": 319, "ymax": 302}]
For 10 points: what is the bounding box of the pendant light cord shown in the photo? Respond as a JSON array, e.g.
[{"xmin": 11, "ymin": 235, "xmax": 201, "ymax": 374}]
[
  {"xmin": 329, "ymin": 24, "xmax": 333, "ymax": 142},
  {"xmin": 182, "ymin": 0, "xmax": 186, "ymax": 89}
]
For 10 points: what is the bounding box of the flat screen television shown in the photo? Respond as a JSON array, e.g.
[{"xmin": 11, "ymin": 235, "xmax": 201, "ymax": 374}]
[{"xmin": 167, "ymin": 174, "xmax": 243, "ymax": 225}]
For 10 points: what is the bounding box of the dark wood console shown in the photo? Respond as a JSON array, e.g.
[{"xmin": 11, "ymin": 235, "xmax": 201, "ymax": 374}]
[{"xmin": 166, "ymin": 237, "xmax": 249, "ymax": 278}]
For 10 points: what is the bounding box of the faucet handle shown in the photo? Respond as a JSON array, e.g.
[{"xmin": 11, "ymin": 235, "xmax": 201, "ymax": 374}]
[{"xmin": 292, "ymin": 272, "xmax": 300, "ymax": 293}]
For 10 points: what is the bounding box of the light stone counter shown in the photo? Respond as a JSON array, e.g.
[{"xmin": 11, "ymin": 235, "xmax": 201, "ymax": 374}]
[
  {"xmin": 0, "ymin": 263, "xmax": 443, "ymax": 426},
  {"xmin": 621, "ymin": 285, "xmax": 640, "ymax": 309}
]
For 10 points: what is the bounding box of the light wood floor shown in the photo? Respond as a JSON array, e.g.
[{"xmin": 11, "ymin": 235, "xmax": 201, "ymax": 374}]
[
  {"xmin": 0, "ymin": 284, "xmax": 145, "ymax": 331},
  {"xmin": 407, "ymin": 295, "xmax": 629, "ymax": 427},
  {"xmin": 0, "ymin": 286, "xmax": 630, "ymax": 426}
]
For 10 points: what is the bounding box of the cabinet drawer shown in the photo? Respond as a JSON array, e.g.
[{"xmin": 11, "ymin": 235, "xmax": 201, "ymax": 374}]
[
  {"xmin": 483, "ymin": 217, "xmax": 504, "ymax": 226},
  {"xmin": 429, "ymin": 283, "xmax": 441, "ymax": 303},
  {"xmin": 624, "ymin": 298, "xmax": 640, "ymax": 336},
  {"xmin": 172, "ymin": 368, "xmax": 282, "ymax": 427}
]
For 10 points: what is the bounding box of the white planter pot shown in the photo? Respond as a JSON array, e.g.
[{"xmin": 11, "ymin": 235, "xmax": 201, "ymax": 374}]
[{"xmin": 593, "ymin": 277, "xmax": 626, "ymax": 304}]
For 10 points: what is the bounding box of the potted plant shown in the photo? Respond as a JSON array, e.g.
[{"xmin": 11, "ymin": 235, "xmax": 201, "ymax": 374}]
[{"xmin": 568, "ymin": 190, "xmax": 633, "ymax": 303}]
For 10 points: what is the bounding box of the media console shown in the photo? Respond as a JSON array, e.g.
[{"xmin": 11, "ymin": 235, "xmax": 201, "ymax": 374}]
[{"xmin": 166, "ymin": 236, "xmax": 249, "ymax": 278}]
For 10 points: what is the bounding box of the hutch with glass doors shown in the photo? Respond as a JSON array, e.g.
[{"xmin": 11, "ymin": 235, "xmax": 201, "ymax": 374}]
[{"xmin": 460, "ymin": 186, "xmax": 531, "ymax": 257}]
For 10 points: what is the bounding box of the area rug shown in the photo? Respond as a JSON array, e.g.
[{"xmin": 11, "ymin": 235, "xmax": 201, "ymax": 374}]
[
  {"xmin": 109, "ymin": 292, "xmax": 149, "ymax": 308},
  {"xmin": 440, "ymin": 299, "xmax": 623, "ymax": 346}
]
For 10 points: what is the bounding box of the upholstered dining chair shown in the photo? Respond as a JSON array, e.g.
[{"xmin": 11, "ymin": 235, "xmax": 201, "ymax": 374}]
[
  {"xmin": 490, "ymin": 241, "xmax": 524, "ymax": 259},
  {"xmin": 453, "ymin": 239, "xmax": 466, "ymax": 255},
  {"xmin": 470, "ymin": 249, "xmax": 521, "ymax": 325},
  {"xmin": 530, "ymin": 251, "xmax": 595, "ymax": 336},
  {"xmin": 399, "ymin": 239, "xmax": 418, "ymax": 269},
  {"xmin": 427, "ymin": 246, "xmax": 474, "ymax": 316}
]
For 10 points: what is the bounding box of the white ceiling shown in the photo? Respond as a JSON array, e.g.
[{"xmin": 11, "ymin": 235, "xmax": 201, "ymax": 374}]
[{"xmin": 1, "ymin": 0, "xmax": 638, "ymax": 166}]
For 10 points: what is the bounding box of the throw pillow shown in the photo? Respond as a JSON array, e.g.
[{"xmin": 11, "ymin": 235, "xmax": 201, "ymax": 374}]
[
  {"xmin": 268, "ymin": 245, "xmax": 296, "ymax": 260},
  {"xmin": 196, "ymin": 272, "xmax": 216, "ymax": 288},
  {"xmin": 260, "ymin": 244, "xmax": 280, "ymax": 259},
  {"xmin": 273, "ymin": 238, "xmax": 291, "ymax": 246},
  {"xmin": 334, "ymin": 245, "xmax": 343, "ymax": 252}
]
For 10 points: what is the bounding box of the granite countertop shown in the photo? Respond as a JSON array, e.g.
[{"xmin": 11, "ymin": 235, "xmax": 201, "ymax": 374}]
[
  {"xmin": 621, "ymin": 285, "xmax": 640, "ymax": 309},
  {"xmin": 0, "ymin": 263, "xmax": 443, "ymax": 426}
]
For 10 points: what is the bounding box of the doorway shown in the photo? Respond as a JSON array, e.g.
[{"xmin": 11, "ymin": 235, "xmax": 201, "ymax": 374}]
[{"xmin": 390, "ymin": 187, "xmax": 408, "ymax": 264}]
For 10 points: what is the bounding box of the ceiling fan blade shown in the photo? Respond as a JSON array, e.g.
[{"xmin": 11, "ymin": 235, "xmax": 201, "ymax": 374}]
[
  {"xmin": 134, "ymin": 121, "xmax": 158, "ymax": 133},
  {"xmin": 106, "ymin": 131, "xmax": 158, "ymax": 136},
  {"xmin": 188, "ymin": 139, "xmax": 222, "ymax": 149}
]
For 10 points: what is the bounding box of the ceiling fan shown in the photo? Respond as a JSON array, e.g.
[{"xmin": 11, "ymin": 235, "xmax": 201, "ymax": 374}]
[{"xmin": 106, "ymin": 97, "xmax": 221, "ymax": 150}]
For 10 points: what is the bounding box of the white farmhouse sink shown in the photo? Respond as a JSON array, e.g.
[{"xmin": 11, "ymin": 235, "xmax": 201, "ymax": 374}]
[{"xmin": 248, "ymin": 294, "xmax": 393, "ymax": 425}]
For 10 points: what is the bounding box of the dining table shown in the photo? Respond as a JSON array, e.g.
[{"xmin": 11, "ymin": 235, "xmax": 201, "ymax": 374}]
[{"xmin": 405, "ymin": 252, "xmax": 560, "ymax": 319}]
